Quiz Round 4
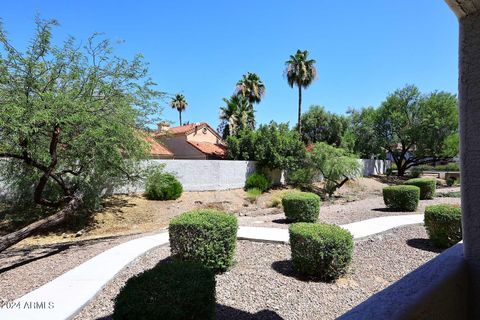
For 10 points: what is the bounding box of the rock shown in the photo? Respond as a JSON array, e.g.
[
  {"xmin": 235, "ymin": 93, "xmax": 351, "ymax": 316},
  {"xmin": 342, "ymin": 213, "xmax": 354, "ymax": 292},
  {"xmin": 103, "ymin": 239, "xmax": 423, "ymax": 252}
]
[
  {"xmin": 62, "ymin": 233, "xmax": 68, "ymax": 239},
  {"xmin": 75, "ymin": 230, "xmax": 84, "ymax": 237}
]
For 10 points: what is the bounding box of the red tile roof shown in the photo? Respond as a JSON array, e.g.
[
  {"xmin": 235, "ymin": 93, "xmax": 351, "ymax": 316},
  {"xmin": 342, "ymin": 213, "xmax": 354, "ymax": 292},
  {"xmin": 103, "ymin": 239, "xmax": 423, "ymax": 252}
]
[
  {"xmin": 187, "ymin": 141, "xmax": 227, "ymax": 158},
  {"xmin": 145, "ymin": 135, "xmax": 173, "ymax": 157},
  {"xmin": 169, "ymin": 122, "xmax": 209, "ymax": 135}
]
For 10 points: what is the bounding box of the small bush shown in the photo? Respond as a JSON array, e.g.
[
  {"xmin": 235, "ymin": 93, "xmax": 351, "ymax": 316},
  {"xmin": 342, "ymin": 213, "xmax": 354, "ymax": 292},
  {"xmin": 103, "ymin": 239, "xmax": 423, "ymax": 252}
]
[
  {"xmin": 404, "ymin": 178, "xmax": 436, "ymax": 200},
  {"xmin": 289, "ymin": 223, "xmax": 353, "ymax": 281},
  {"xmin": 446, "ymin": 177, "xmax": 456, "ymax": 187},
  {"xmin": 410, "ymin": 167, "xmax": 423, "ymax": 178},
  {"xmin": 383, "ymin": 185, "xmax": 420, "ymax": 211},
  {"xmin": 145, "ymin": 171, "xmax": 183, "ymax": 200},
  {"xmin": 113, "ymin": 261, "xmax": 215, "ymax": 320},
  {"xmin": 424, "ymin": 204, "xmax": 462, "ymax": 248},
  {"xmin": 169, "ymin": 209, "xmax": 238, "ymax": 272},
  {"xmin": 436, "ymin": 191, "xmax": 461, "ymax": 198},
  {"xmin": 245, "ymin": 188, "xmax": 262, "ymax": 203},
  {"xmin": 245, "ymin": 172, "xmax": 271, "ymax": 192},
  {"xmin": 282, "ymin": 191, "xmax": 320, "ymax": 222}
]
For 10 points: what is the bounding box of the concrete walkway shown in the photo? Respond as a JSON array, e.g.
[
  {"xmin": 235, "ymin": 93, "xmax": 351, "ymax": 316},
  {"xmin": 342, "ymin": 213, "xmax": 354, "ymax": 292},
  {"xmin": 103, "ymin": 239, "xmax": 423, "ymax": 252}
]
[{"xmin": 1, "ymin": 214, "xmax": 423, "ymax": 320}]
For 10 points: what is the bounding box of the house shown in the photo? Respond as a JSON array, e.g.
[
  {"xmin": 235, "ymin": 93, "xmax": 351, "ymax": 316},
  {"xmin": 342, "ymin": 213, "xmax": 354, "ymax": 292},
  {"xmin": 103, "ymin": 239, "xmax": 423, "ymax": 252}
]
[
  {"xmin": 155, "ymin": 122, "xmax": 227, "ymax": 159},
  {"xmin": 144, "ymin": 134, "xmax": 174, "ymax": 159}
]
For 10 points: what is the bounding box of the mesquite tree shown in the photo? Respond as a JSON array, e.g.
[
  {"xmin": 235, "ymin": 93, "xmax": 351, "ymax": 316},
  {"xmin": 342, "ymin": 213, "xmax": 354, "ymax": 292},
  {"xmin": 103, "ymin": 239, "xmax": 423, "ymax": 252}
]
[{"xmin": 0, "ymin": 18, "xmax": 162, "ymax": 251}]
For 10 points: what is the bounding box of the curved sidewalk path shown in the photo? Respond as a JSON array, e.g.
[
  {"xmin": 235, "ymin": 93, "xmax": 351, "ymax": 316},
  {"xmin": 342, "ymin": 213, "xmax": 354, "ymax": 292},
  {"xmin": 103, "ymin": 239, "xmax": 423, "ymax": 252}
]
[{"xmin": 1, "ymin": 214, "xmax": 423, "ymax": 320}]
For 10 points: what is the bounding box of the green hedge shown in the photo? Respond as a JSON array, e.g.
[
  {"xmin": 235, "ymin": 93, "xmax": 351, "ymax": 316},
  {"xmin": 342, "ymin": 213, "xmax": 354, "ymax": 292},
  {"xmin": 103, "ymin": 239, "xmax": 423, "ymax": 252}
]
[
  {"xmin": 383, "ymin": 185, "xmax": 420, "ymax": 211},
  {"xmin": 282, "ymin": 191, "xmax": 320, "ymax": 222},
  {"xmin": 245, "ymin": 172, "xmax": 271, "ymax": 192},
  {"xmin": 169, "ymin": 209, "xmax": 238, "ymax": 272},
  {"xmin": 289, "ymin": 223, "xmax": 353, "ymax": 281},
  {"xmin": 113, "ymin": 261, "xmax": 215, "ymax": 320},
  {"xmin": 145, "ymin": 172, "xmax": 183, "ymax": 200},
  {"xmin": 424, "ymin": 204, "xmax": 462, "ymax": 248},
  {"xmin": 404, "ymin": 178, "xmax": 436, "ymax": 200}
]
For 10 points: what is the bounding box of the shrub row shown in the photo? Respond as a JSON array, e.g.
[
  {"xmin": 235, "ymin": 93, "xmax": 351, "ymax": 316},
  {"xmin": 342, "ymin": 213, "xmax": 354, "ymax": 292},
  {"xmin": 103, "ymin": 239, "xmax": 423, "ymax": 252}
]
[
  {"xmin": 404, "ymin": 178, "xmax": 436, "ymax": 200},
  {"xmin": 289, "ymin": 223, "xmax": 353, "ymax": 281},
  {"xmin": 424, "ymin": 204, "xmax": 462, "ymax": 248},
  {"xmin": 282, "ymin": 191, "xmax": 320, "ymax": 222},
  {"xmin": 383, "ymin": 185, "xmax": 420, "ymax": 211}
]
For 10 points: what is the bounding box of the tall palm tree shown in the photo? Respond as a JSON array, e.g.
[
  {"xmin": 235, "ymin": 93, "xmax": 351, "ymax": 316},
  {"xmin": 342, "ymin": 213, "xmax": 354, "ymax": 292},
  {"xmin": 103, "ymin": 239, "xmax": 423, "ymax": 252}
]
[
  {"xmin": 285, "ymin": 50, "xmax": 317, "ymax": 133},
  {"xmin": 235, "ymin": 72, "xmax": 266, "ymax": 104},
  {"xmin": 170, "ymin": 94, "xmax": 188, "ymax": 126},
  {"xmin": 219, "ymin": 95, "xmax": 255, "ymax": 138}
]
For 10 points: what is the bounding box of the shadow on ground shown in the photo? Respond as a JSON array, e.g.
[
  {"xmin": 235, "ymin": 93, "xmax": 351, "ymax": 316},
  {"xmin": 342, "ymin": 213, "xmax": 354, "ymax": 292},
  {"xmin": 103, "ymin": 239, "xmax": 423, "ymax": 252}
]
[
  {"xmin": 95, "ymin": 307, "xmax": 284, "ymax": 320},
  {"xmin": 217, "ymin": 304, "xmax": 284, "ymax": 319},
  {"xmin": 406, "ymin": 238, "xmax": 444, "ymax": 253}
]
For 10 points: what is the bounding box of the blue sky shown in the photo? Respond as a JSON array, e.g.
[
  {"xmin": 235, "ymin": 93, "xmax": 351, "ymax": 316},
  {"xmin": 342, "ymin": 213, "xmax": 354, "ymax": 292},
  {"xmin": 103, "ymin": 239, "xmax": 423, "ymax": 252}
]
[{"xmin": 1, "ymin": 1, "xmax": 458, "ymax": 130}]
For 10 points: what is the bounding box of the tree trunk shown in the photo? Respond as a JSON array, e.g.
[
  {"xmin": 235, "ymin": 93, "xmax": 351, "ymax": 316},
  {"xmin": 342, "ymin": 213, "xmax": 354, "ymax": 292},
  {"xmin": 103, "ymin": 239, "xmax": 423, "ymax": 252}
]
[
  {"xmin": 0, "ymin": 195, "xmax": 83, "ymax": 252},
  {"xmin": 179, "ymin": 111, "xmax": 182, "ymax": 126},
  {"xmin": 298, "ymin": 85, "xmax": 302, "ymax": 134}
]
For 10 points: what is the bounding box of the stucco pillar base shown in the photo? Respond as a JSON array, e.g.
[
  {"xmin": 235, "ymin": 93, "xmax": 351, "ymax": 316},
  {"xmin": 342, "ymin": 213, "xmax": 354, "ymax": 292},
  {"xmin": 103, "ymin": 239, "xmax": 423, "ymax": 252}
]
[{"xmin": 446, "ymin": 0, "xmax": 480, "ymax": 317}]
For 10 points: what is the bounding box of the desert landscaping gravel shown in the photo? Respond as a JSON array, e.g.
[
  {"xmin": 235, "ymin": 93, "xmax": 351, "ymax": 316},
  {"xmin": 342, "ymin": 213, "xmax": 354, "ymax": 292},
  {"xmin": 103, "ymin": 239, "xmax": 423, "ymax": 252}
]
[
  {"xmin": 74, "ymin": 224, "xmax": 439, "ymax": 320},
  {"xmin": 0, "ymin": 233, "xmax": 148, "ymax": 301}
]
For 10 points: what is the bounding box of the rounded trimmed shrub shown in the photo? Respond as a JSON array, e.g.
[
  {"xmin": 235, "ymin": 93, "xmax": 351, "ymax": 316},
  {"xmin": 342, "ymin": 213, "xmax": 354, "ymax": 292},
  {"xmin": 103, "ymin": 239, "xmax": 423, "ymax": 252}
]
[
  {"xmin": 145, "ymin": 172, "xmax": 183, "ymax": 200},
  {"xmin": 169, "ymin": 209, "xmax": 238, "ymax": 272},
  {"xmin": 383, "ymin": 185, "xmax": 420, "ymax": 211},
  {"xmin": 113, "ymin": 261, "xmax": 215, "ymax": 320},
  {"xmin": 404, "ymin": 178, "xmax": 436, "ymax": 200},
  {"xmin": 245, "ymin": 172, "xmax": 271, "ymax": 192},
  {"xmin": 289, "ymin": 223, "xmax": 353, "ymax": 281},
  {"xmin": 424, "ymin": 204, "xmax": 462, "ymax": 248},
  {"xmin": 282, "ymin": 191, "xmax": 320, "ymax": 222}
]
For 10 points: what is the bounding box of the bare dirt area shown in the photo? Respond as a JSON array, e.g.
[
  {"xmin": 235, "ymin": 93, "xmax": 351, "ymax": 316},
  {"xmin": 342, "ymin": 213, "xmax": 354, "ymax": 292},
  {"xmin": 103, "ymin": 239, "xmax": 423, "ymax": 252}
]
[{"xmin": 74, "ymin": 225, "xmax": 440, "ymax": 320}]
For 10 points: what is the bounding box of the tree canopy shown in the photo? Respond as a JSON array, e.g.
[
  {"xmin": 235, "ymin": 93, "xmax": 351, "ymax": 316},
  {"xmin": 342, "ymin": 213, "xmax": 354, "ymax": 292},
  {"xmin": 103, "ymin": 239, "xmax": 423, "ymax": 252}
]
[
  {"xmin": 0, "ymin": 18, "xmax": 162, "ymax": 251},
  {"xmin": 299, "ymin": 105, "xmax": 349, "ymax": 147},
  {"xmin": 226, "ymin": 122, "xmax": 306, "ymax": 172},
  {"xmin": 371, "ymin": 85, "xmax": 458, "ymax": 175}
]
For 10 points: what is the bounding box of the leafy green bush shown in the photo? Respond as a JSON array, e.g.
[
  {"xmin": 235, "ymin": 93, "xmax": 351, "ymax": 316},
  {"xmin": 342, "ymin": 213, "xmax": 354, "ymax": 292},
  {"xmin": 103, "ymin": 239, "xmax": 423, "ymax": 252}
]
[
  {"xmin": 282, "ymin": 192, "xmax": 320, "ymax": 222},
  {"xmin": 145, "ymin": 170, "xmax": 183, "ymax": 200},
  {"xmin": 169, "ymin": 209, "xmax": 238, "ymax": 272},
  {"xmin": 286, "ymin": 168, "xmax": 316, "ymax": 190},
  {"xmin": 404, "ymin": 178, "xmax": 436, "ymax": 200},
  {"xmin": 226, "ymin": 122, "xmax": 307, "ymax": 172},
  {"xmin": 289, "ymin": 223, "xmax": 353, "ymax": 281},
  {"xmin": 410, "ymin": 167, "xmax": 423, "ymax": 178},
  {"xmin": 424, "ymin": 204, "xmax": 462, "ymax": 248},
  {"xmin": 446, "ymin": 176, "xmax": 457, "ymax": 187},
  {"xmin": 245, "ymin": 172, "xmax": 270, "ymax": 192},
  {"xmin": 113, "ymin": 261, "xmax": 215, "ymax": 320},
  {"xmin": 416, "ymin": 163, "xmax": 460, "ymax": 172},
  {"xmin": 245, "ymin": 188, "xmax": 262, "ymax": 203},
  {"xmin": 383, "ymin": 185, "xmax": 420, "ymax": 211}
]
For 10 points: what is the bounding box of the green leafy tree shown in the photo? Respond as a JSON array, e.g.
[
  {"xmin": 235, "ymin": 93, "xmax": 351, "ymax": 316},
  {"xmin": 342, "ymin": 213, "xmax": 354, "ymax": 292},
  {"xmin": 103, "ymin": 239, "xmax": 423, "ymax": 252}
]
[
  {"xmin": 219, "ymin": 95, "xmax": 255, "ymax": 139},
  {"xmin": 346, "ymin": 106, "xmax": 384, "ymax": 158},
  {"xmin": 300, "ymin": 105, "xmax": 349, "ymax": 146},
  {"xmin": 285, "ymin": 49, "xmax": 317, "ymax": 133},
  {"xmin": 226, "ymin": 122, "xmax": 306, "ymax": 172},
  {"xmin": 170, "ymin": 94, "xmax": 188, "ymax": 126},
  {"xmin": 289, "ymin": 143, "xmax": 362, "ymax": 197},
  {"xmin": 235, "ymin": 72, "xmax": 265, "ymax": 104},
  {"xmin": 375, "ymin": 85, "xmax": 458, "ymax": 176},
  {"xmin": 0, "ymin": 18, "xmax": 162, "ymax": 251}
]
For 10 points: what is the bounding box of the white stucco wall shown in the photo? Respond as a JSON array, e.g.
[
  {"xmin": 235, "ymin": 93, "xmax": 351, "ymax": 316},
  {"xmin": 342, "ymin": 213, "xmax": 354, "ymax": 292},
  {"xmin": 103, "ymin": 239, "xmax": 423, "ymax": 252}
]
[
  {"xmin": 361, "ymin": 159, "xmax": 391, "ymax": 176},
  {"xmin": 115, "ymin": 159, "xmax": 257, "ymax": 193}
]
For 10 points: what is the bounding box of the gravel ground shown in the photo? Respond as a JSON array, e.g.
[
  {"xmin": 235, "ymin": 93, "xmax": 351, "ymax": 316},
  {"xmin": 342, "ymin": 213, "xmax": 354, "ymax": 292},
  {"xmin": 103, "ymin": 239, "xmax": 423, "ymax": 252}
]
[
  {"xmin": 0, "ymin": 233, "xmax": 149, "ymax": 301},
  {"xmin": 238, "ymin": 191, "xmax": 461, "ymax": 228},
  {"xmin": 74, "ymin": 224, "xmax": 439, "ymax": 320}
]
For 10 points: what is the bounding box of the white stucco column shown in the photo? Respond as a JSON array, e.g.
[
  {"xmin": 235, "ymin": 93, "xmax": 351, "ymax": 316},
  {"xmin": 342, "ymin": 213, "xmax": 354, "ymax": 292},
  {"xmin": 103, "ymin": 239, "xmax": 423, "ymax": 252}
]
[{"xmin": 445, "ymin": 0, "xmax": 480, "ymax": 315}]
